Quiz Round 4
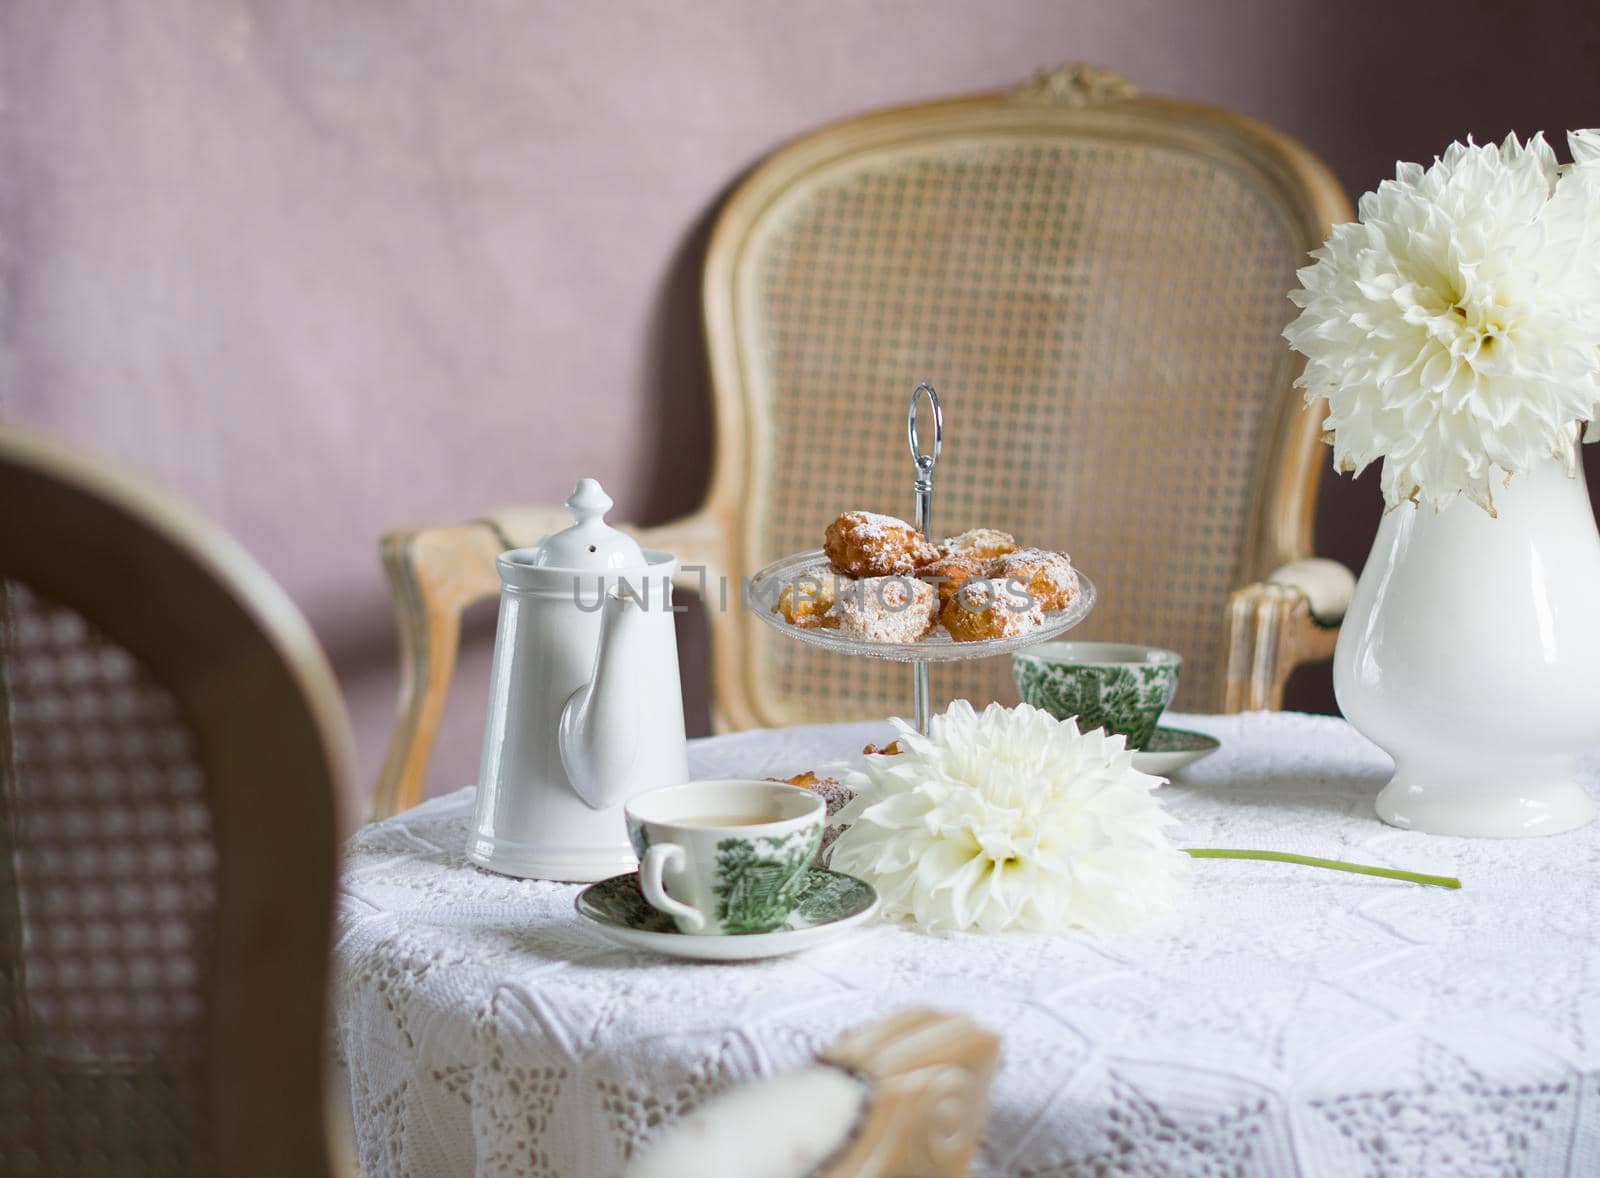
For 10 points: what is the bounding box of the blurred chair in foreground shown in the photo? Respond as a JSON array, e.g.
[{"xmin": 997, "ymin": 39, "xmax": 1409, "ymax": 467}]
[
  {"xmin": 625, "ymin": 1009, "xmax": 1000, "ymax": 1178},
  {"xmin": 0, "ymin": 427, "xmax": 357, "ymax": 1177},
  {"xmin": 374, "ymin": 62, "xmax": 1356, "ymax": 818}
]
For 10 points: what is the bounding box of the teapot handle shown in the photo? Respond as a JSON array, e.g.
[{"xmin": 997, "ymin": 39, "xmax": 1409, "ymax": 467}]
[{"xmin": 558, "ymin": 592, "xmax": 643, "ymax": 809}]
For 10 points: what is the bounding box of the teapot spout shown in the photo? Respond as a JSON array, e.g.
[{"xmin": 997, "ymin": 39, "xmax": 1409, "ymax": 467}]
[{"xmin": 559, "ymin": 590, "xmax": 645, "ymax": 810}]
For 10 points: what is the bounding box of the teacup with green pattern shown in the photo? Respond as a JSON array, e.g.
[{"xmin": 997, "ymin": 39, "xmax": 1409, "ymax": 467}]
[
  {"xmin": 1012, "ymin": 642, "xmax": 1182, "ymax": 749},
  {"xmin": 625, "ymin": 781, "xmax": 825, "ymax": 935}
]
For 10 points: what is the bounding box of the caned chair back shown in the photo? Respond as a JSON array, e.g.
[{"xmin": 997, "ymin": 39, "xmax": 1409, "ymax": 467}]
[
  {"xmin": 371, "ymin": 65, "xmax": 1353, "ymax": 815},
  {"xmin": 702, "ymin": 65, "xmax": 1350, "ymax": 726},
  {"xmin": 0, "ymin": 428, "xmax": 356, "ymax": 1177}
]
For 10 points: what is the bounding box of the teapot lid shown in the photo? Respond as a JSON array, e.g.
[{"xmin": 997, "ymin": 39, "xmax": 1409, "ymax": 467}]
[{"xmin": 525, "ymin": 479, "xmax": 647, "ymax": 571}]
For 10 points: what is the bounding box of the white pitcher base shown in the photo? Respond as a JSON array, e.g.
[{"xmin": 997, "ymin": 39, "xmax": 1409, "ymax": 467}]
[
  {"xmin": 1334, "ymin": 448, "xmax": 1600, "ymax": 841},
  {"xmin": 1375, "ymin": 773, "xmax": 1596, "ymax": 838},
  {"xmin": 468, "ymin": 836, "xmax": 639, "ymax": 882}
]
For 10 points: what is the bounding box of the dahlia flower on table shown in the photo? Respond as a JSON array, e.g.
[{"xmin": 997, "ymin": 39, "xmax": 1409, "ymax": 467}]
[{"xmin": 825, "ymin": 702, "xmax": 1456, "ymax": 937}]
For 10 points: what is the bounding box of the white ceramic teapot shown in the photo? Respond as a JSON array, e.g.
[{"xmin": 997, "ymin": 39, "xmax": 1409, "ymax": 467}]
[{"xmin": 468, "ymin": 478, "xmax": 689, "ymax": 880}]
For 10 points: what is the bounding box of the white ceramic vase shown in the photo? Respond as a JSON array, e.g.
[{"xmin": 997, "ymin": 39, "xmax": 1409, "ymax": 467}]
[{"xmin": 1334, "ymin": 449, "xmax": 1600, "ymax": 837}]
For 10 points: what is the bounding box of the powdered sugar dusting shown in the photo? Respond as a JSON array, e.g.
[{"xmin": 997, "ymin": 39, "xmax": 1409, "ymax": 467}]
[
  {"xmin": 850, "ymin": 511, "xmax": 911, "ymax": 538},
  {"xmin": 990, "ymin": 548, "xmax": 1079, "ymax": 611},
  {"xmin": 824, "ymin": 511, "xmax": 938, "ymax": 577},
  {"xmin": 939, "ymin": 528, "xmax": 1017, "ymax": 558},
  {"xmin": 829, "ymin": 575, "xmax": 937, "ymax": 643}
]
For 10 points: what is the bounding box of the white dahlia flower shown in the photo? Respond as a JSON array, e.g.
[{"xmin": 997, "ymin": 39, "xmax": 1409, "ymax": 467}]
[
  {"xmin": 827, "ymin": 701, "xmax": 1186, "ymax": 934},
  {"xmin": 1284, "ymin": 131, "xmax": 1600, "ymax": 512}
]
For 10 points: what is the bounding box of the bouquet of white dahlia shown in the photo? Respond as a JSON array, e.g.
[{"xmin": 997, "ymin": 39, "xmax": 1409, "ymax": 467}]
[{"xmin": 1284, "ymin": 130, "xmax": 1600, "ymax": 513}]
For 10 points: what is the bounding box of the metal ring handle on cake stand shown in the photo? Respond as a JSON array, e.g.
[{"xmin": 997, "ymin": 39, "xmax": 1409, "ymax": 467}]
[{"xmin": 907, "ymin": 382, "xmax": 942, "ymax": 733}]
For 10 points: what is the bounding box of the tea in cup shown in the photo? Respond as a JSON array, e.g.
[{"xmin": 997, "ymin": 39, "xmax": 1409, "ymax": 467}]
[{"xmin": 624, "ymin": 780, "xmax": 825, "ymax": 935}]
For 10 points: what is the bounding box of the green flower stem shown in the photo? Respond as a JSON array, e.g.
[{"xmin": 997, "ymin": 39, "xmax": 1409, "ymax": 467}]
[{"xmin": 1183, "ymin": 848, "xmax": 1461, "ymax": 890}]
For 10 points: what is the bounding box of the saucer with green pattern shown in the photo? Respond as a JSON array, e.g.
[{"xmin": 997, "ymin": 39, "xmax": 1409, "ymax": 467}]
[
  {"xmin": 576, "ymin": 867, "xmax": 879, "ymax": 962},
  {"xmin": 1131, "ymin": 726, "xmax": 1221, "ymax": 778}
]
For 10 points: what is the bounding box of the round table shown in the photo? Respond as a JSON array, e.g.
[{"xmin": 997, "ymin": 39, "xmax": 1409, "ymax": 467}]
[{"xmin": 334, "ymin": 713, "xmax": 1600, "ymax": 1177}]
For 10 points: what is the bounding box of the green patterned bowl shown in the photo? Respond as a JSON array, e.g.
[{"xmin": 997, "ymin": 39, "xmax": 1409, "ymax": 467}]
[{"xmin": 1012, "ymin": 642, "xmax": 1181, "ymax": 749}]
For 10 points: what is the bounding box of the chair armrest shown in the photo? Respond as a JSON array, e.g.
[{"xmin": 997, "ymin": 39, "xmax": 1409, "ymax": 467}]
[
  {"xmin": 819, "ymin": 1009, "xmax": 999, "ymax": 1177},
  {"xmin": 1223, "ymin": 558, "xmax": 1354, "ymax": 713},
  {"xmin": 623, "ymin": 1010, "xmax": 999, "ymax": 1178},
  {"xmin": 623, "ymin": 1066, "xmax": 868, "ymax": 1178},
  {"xmin": 1265, "ymin": 557, "xmax": 1354, "ymax": 626},
  {"xmin": 370, "ymin": 520, "xmax": 510, "ymax": 820}
]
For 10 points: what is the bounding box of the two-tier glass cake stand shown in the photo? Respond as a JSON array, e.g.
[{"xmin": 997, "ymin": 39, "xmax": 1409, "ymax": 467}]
[{"xmin": 748, "ymin": 383, "xmax": 1098, "ymax": 733}]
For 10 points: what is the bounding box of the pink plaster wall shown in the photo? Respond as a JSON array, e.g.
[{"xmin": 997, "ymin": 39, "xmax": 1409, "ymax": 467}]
[{"xmin": 4, "ymin": 0, "xmax": 1597, "ymax": 806}]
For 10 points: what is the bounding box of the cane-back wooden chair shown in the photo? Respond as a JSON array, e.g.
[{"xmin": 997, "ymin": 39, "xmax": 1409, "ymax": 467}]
[
  {"xmin": 0, "ymin": 427, "xmax": 357, "ymax": 1177},
  {"xmin": 624, "ymin": 1008, "xmax": 1000, "ymax": 1178},
  {"xmin": 372, "ymin": 63, "xmax": 1356, "ymax": 818}
]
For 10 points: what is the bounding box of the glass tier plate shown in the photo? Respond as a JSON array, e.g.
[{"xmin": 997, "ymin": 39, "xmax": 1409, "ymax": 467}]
[{"xmin": 746, "ymin": 549, "xmax": 1097, "ymax": 663}]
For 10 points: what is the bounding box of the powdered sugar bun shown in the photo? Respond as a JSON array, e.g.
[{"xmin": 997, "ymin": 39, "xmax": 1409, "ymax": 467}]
[
  {"xmin": 828, "ymin": 575, "xmax": 939, "ymax": 643},
  {"xmin": 919, "ymin": 552, "xmax": 987, "ymax": 609},
  {"xmin": 987, "ymin": 548, "xmax": 1079, "ymax": 613},
  {"xmin": 775, "ymin": 572, "xmax": 843, "ymax": 628},
  {"xmin": 824, "ymin": 511, "xmax": 939, "ymax": 577},
  {"xmin": 939, "ymin": 578, "xmax": 1045, "ymax": 642}
]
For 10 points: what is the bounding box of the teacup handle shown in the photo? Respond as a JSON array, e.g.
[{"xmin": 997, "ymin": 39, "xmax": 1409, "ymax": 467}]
[{"xmin": 639, "ymin": 844, "xmax": 706, "ymax": 933}]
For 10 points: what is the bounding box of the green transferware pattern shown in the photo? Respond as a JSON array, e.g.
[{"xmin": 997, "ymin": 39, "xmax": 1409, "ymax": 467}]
[
  {"xmin": 713, "ymin": 826, "xmax": 822, "ymax": 933},
  {"xmin": 1014, "ymin": 657, "xmax": 1178, "ymax": 749},
  {"xmin": 1142, "ymin": 727, "xmax": 1218, "ymax": 754},
  {"xmin": 581, "ymin": 867, "xmax": 875, "ymax": 935}
]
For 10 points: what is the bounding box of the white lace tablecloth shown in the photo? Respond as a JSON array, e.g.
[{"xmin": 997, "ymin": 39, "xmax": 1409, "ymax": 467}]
[{"xmin": 334, "ymin": 712, "xmax": 1600, "ymax": 1177}]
